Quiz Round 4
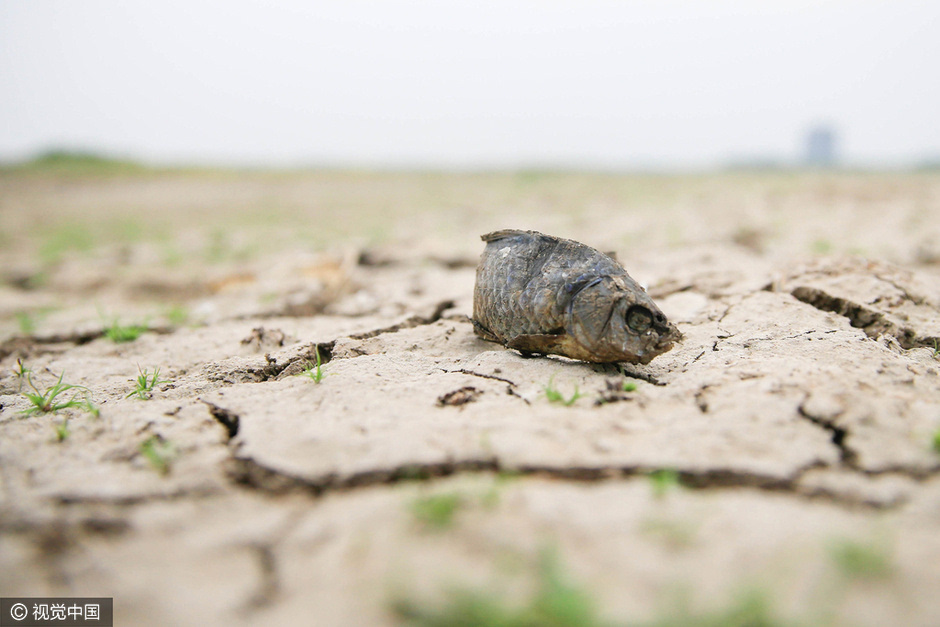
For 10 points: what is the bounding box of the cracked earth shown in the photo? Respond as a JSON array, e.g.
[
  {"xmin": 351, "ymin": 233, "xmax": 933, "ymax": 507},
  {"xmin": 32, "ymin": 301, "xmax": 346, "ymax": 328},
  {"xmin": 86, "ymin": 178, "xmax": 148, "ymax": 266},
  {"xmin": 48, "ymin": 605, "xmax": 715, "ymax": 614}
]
[{"xmin": 1, "ymin": 170, "xmax": 940, "ymax": 626}]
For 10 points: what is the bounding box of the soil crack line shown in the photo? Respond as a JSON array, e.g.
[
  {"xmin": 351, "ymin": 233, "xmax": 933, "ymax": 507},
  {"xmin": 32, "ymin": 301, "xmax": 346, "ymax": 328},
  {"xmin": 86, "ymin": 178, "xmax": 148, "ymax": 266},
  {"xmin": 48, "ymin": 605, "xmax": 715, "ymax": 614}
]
[
  {"xmin": 871, "ymin": 271, "xmax": 928, "ymax": 306},
  {"xmin": 617, "ymin": 367, "xmax": 665, "ymax": 386},
  {"xmin": 225, "ymin": 455, "xmax": 899, "ymax": 510},
  {"xmin": 347, "ymin": 300, "xmax": 455, "ymax": 340},
  {"xmin": 201, "ymin": 400, "xmax": 241, "ymax": 439},
  {"xmin": 442, "ymin": 368, "xmax": 530, "ymax": 404},
  {"xmin": 796, "ymin": 401, "xmax": 859, "ymax": 469},
  {"xmin": 0, "ymin": 326, "xmax": 175, "ymax": 361},
  {"xmin": 789, "ymin": 285, "xmax": 935, "ymax": 350}
]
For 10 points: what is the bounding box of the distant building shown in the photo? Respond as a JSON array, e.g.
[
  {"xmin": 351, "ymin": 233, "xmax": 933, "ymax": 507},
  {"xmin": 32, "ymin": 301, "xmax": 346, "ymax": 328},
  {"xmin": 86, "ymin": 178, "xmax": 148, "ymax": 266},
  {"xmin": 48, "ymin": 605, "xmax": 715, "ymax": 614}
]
[{"xmin": 805, "ymin": 125, "xmax": 838, "ymax": 167}]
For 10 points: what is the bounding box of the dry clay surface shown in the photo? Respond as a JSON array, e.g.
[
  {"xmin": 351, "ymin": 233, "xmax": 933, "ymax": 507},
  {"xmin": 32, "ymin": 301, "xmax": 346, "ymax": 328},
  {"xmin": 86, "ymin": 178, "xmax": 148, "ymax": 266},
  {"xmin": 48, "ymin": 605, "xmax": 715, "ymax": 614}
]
[{"xmin": 2, "ymin": 171, "xmax": 940, "ymax": 626}]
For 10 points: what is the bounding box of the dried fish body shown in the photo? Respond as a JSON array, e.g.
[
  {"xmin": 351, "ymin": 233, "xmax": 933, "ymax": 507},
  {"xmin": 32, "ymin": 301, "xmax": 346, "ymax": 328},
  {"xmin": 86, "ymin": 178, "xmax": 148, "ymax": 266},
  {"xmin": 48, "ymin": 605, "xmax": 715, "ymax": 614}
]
[{"xmin": 473, "ymin": 229, "xmax": 680, "ymax": 364}]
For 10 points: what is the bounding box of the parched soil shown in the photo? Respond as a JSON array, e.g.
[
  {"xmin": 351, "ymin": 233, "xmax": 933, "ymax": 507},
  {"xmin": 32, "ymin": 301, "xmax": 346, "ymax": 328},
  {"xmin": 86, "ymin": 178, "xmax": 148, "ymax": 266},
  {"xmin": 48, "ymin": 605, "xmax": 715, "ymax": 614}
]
[{"xmin": 1, "ymin": 169, "xmax": 940, "ymax": 626}]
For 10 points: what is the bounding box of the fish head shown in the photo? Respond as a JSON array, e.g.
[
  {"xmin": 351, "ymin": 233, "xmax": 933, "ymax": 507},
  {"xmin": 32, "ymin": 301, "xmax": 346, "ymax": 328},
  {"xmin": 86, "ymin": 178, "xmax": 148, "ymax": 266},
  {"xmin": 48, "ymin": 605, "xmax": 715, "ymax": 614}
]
[{"xmin": 567, "ymin": 276, "xmax": 681, "ymax": 364}]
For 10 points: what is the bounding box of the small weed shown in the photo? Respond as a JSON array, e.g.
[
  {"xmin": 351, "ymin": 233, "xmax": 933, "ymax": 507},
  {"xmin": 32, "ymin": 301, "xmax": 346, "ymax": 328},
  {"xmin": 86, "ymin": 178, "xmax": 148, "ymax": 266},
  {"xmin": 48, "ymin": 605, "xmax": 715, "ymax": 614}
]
[
  {"xmin": 140, "ymin": 435, "xmax": 177, "ymax": 475},
  {"xmin": 301, "ymin": 346, "xmax": 326, "ymax": 383},
  {"xmin": 20, "ymin": 370, "xmax": 94, "ymax": 416},
  {"xmin": 829, "ymin": 538, "xmax": 892, "ymax": 580},
  {"xmin": 544, "ymin": 375, "xmax": 581, "ymax": 406},
  {"xmin": 53, "ymin": 418, "xmax": 70, "ymax": 442},
  {"xmin": 104, "ymin": 317, "xmax": 148, "ymax": 343},
  {"xmin": 165, "ymin": 305, "xmax": 190, "ymax": 327},
  {"xmin": 15, "ymin": 312, "xmax": 37, "ymax": 334},
  {"xmin": 411, "ymin": 493, "xmax": 464, "ymax": 530},
  {"xmin": 13, "ymin": 359, "xmax": 32, "ymax": 392},
  {"xmin": 622, "ymin": 381, "xmax": 637, "ymax": 392},
  {"xmin": 811, "ymin": 239, "xmax": 833, "ymax": 254},
  {"xmin": 126, "ymin": 366, "xmax": 169, "ymax": 400},
  {"xmin": 38, "ymin": 223, "xmax": 95, "ymax": 264},
  {"xmin": 932, "ymin": 428, "xmax": 940, "ymax": 454},
  {"xmin": 82, "ymin": 398, "xmax": 100, "ymax": 418},
  {"xmin": 648, "ymin": 468, "xmax": 681, "ymax": 498},
  {"xmin": 393, "ymin": 548, "xmax": 601, "ymax": 627},
  {"xmin": 162, "ymin": 245, "xmax": 184, "ymax": 267},
  {"xmin": 653, "ymin": 588, "xmax": 784, "ymax": 627}
]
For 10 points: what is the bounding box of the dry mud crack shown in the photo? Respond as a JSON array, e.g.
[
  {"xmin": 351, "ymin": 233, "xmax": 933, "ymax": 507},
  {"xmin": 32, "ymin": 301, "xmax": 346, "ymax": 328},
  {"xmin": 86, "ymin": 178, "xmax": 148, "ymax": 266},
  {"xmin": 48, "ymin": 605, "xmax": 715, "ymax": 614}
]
[{"xmin": 3, "ymin": 240, "xmax": 940, "ymax": 625}]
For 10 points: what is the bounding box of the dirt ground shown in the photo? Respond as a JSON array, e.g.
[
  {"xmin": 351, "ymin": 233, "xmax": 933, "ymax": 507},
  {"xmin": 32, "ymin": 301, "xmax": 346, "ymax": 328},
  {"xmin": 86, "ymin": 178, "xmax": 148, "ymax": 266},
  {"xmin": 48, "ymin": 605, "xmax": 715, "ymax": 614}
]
[{"xmin": 1, "ymin": 167, "xmax": 939, "ymax": 626}]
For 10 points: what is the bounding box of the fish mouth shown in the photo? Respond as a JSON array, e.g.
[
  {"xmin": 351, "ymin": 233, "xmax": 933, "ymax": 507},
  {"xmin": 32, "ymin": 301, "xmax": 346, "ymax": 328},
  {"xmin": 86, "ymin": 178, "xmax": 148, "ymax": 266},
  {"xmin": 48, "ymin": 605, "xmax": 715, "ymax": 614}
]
[
  {"xmin": 637, "ymin": 332, "xmax": 681, "ymax": 365},
  {"xmin": 638, "ymin": 344, "xmax": 671, "ymax": 365}
]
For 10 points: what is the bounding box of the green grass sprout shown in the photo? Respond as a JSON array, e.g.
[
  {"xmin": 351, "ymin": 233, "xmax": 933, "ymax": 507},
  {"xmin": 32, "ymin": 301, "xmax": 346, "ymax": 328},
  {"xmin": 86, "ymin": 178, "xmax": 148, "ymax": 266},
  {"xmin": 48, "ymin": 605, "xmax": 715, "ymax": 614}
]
[
  {"xmin": 829, "ymin": 538, "xmax": 893, "ymax": 580},
  {"xmin": 140, "ymin": 435, "xmax": 177, "ymax": 475},
  {"xmin": 126, "ymin": 366, "xmax": 169, "ymax": 400},
  {"xmin": 411, "ymin": 493, "xmax": 465, "ymax": 530},
  {"xmin": 82, "ymin": 398, "xmax": 100, "ymax": 418},
  {"xmin": 20, "ymin": 370, "xmax": 95, "ymax": 416},
  {"xmin": 301, "ymin": 345, "xmax": 326, "ymax": 383},
  {"xmin": 393, "ymin": 548, "xmax": 601, "ymax": 627},
  {"xmin": 15, "ymin": 312, "xmax": 37, "ymax": 334},
  {"xmin": 659, "ymin": 588, "xmax": 783, "ymax": 627},
  {"xmin": 165, "ymin": 305, "xmax": 190, "ymax": 327},
  {"xmin": 932, "ymin": 428, "xmax": 940, "ymax": 454},
  {"xmin": 544, "ymin": 375, "xmax": 581, "ymax": 406},
  {"xmin": 811, "ymin": 239, "xmax": 833, "ymax": 254},
  {"xmin": 622, "ymin": 380, "xmax": 637, "ymax": 392},
  {"xmin": 13, "ymin": 359, "xmax": 32, "ymax": 392},
  {"xmin": 104, "ymin": 317, "xmax": 149, "ymax": 343},
  {"xmin": 39, "ymin": 223, "xmax": 95, "ymax": 264},
  {"xmin": 648, "ymin": 468, "xmax": 682, "ymax": 498},
  {"xmin": 54, "ymin": 418, "xmax": 71, "ymax": 442}
]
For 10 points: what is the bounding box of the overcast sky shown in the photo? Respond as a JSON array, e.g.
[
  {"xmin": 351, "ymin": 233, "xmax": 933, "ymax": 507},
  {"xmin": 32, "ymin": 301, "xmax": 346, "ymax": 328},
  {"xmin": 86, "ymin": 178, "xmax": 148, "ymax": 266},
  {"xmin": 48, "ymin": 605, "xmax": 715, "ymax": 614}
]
[{"xmin": 1, "ymin": 1, "xmax": 938, "ymax": 169}]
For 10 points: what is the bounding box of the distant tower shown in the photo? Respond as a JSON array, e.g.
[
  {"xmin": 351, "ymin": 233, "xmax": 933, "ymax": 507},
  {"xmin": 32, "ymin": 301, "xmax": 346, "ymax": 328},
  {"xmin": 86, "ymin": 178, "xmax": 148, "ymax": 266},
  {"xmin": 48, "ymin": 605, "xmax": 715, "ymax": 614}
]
[{"xmin": 805, "ymin": 125, "xmax": 838, "ymax": 167}]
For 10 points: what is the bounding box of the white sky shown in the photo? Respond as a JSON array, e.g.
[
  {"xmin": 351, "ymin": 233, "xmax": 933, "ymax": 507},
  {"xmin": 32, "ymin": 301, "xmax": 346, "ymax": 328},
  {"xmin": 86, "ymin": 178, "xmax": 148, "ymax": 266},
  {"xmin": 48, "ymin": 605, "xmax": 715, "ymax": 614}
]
[{"xmin": 1, "ymin": 1, "xmax": 938, "ymax": 169}]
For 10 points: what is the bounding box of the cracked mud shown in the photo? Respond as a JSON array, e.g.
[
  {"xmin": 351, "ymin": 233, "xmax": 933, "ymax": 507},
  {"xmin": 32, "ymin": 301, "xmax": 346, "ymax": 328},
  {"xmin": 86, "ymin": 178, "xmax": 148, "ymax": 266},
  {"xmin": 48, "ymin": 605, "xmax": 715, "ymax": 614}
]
[{"xmin": 2, "ymin": 171, "xmax": 940, "ymax": 626}]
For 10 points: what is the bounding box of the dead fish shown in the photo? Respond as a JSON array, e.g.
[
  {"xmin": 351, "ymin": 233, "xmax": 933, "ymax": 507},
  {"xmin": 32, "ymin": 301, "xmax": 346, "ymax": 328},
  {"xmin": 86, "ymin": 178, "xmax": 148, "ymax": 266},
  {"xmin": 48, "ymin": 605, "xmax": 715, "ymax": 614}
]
[{"xmin": 473, "ymin": 229, "xmax": 681, "ymax": 364}]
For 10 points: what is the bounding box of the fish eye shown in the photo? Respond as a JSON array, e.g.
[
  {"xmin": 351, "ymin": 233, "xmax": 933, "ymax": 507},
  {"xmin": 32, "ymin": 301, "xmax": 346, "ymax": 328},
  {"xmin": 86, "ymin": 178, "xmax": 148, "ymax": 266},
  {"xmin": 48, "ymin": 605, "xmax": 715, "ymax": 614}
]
[{"xmin": 626, "ymin": 306, "xmax": 653, "ymax": 333}]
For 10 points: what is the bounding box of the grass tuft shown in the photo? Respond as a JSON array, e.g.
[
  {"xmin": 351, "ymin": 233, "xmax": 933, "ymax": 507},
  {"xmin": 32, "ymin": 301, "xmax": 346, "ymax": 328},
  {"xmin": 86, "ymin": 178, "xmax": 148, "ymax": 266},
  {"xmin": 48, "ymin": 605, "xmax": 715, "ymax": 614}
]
[
  {"xmin": 38, "ymin": 223, "xmax": 95, "ymax": 264},
  {"xmin": 126, "ymin": 366, "xmax": 169, "ymax": 400},
  {"xmin": 648, "ymin": 469, "xmax": 681, "ymax": 498},
  {"xmin": 20, "ymin": 370, "xmax": 96, "ymax": 417},
  {"xmin": 140, "ymin": 435, "xmax": 177, "ymax": 475},
  {"xmin": 15, "ymin": 312, "xmax": 37, "ymax": 334},
  {"xmin": 811, "ymin": 239, "xmax": 833, "ymax": 254},
  {"xmin": 933, "ymin": 428, "xmax": 940, "ymax": 454},
  {"xmin": 104, "ymin": 317, "xmax": 148, "ymax": 343},
  {"xmin": 393, "ymin": 548, "xmax": 601, "ymax": 627},
  {"xmin": 828, "ymin": 538, "xmax": 892, "ymax": 580},
  {"xmin": 165, "ymin": 305, "xmax": 190, "ymax": 327},
  {"xmin": 54, "ymin": 418, "xmax": 71, "ymax": 442},
  {"xmin": 411, "ymin": 493, "xmax": 465, "ymax": 530},
  {"xmin": 300, "ymin": 345, "xmax": 326, "ymax": 383},
  {"xmin": 654, "ymin": 588, "xmax": 785, "ymax": 627},
  {"xmin": 13, "ymin": 359, "xmax": 32, "ymax": 392},
  {"xmin": 544, "ymin": 375, "xmax": 581, "ymax": 406}
]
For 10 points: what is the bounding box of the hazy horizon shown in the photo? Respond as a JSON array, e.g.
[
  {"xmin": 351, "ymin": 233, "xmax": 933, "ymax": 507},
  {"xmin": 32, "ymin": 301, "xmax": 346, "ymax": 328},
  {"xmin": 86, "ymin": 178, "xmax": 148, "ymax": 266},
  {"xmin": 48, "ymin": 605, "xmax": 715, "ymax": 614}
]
[{"xmin": 2, "ymin": 1, "xmax": 938, "ymax": 170}]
